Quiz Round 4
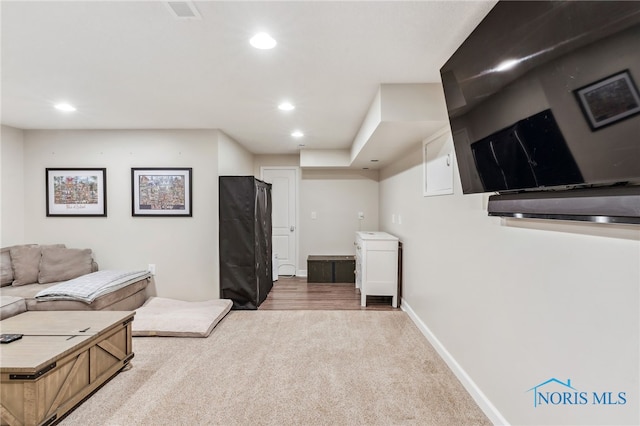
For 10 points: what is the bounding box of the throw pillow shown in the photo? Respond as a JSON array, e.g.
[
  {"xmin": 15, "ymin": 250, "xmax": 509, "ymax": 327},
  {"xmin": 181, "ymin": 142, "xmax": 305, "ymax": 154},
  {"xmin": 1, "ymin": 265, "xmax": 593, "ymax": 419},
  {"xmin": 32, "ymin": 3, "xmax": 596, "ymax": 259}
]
[
  {"xmin": 10, "ymin": 246, "xmax": 43, "ymax": 286},
  {"xmin": 2, "ymin": 244, "xmax": 46, "ymax": 286},
  {"xmin": 0, "ymin": 248, "xmax": 14, "ymax": 286},
  {"xmin": 38, "ymin": 247, "xmax": 93, "ymax": 284}
]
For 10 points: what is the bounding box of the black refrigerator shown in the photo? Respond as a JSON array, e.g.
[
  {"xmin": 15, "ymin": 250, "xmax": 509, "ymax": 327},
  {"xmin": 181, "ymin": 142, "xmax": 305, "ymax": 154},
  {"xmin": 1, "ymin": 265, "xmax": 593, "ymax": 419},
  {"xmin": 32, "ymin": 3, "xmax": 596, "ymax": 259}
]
[{"xmin": 219, "ymin": 176, "xmax": 273, "ymax": 309}]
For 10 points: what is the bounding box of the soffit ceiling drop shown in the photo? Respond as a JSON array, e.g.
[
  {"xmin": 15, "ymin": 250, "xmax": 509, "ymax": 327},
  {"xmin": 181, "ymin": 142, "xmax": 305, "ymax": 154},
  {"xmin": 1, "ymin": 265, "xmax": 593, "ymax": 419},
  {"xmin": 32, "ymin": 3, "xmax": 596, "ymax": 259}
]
[{"xmin": 300, "ymin": 83, "xmax": 450, "ymax": 169}]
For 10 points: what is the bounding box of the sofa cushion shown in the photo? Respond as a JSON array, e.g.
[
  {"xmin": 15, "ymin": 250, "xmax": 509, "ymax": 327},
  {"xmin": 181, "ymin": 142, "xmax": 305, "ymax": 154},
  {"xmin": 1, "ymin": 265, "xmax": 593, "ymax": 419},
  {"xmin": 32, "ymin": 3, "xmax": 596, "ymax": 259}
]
[
  {"xmin": 1, "ymin": 244, "xmax": 38, "ymax": 287},
  {"xmin": 0, "ymin": 275, "xmax": 150, "ymax": 312},
  {"xmin": 0, "ymin": 295, "xmax": 27, "ymax": 320},
  {"xmin": 38, "ymin": 247, "xmax": 93, "ymax": 284},
  {"xmin": 10, "ymin": 246, "xmax": 43, "ymax": 286},
  {"xmin": 9, "ymin": 244, "xmax": 66, "ymax": 286},
  {"xmin": 1, "ymin": 248, "xmax": 14, "ymax": 286},
  {"xmin": 0, "ymin": 281, "xmax": 59, "ymax": 300}
]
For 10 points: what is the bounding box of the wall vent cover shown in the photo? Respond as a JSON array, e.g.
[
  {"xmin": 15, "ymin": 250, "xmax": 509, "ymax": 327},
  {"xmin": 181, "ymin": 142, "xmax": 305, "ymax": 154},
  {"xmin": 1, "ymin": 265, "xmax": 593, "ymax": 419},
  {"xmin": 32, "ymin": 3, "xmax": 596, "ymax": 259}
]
[{"xmin": 166, "ymin": 1, "xmax": 201, "ymax": 19}]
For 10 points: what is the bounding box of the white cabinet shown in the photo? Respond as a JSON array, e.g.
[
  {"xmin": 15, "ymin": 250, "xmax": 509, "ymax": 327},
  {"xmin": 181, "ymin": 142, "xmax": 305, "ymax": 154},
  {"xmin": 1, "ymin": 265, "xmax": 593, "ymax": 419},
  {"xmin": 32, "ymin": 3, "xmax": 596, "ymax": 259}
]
[{"xmin": 355, "ymin": 231, "xmax": 399, "ymax": 308}]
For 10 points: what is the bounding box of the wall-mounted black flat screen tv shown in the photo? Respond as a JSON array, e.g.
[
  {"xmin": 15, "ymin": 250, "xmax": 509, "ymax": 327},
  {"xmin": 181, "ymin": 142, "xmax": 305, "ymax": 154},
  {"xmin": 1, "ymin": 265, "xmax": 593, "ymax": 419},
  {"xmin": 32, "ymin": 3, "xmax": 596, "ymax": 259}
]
[{"xmin": 441, "ymin": 1, "xmax": 640, "ymax": 195}]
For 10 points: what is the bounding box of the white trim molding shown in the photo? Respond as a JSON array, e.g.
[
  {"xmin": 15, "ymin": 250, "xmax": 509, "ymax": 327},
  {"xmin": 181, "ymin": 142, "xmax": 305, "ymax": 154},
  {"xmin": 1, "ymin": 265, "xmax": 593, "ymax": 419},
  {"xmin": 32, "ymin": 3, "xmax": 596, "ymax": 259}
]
[{"xmin": 401, "ymin": 300, "xmax": 509, "ymax": 426}]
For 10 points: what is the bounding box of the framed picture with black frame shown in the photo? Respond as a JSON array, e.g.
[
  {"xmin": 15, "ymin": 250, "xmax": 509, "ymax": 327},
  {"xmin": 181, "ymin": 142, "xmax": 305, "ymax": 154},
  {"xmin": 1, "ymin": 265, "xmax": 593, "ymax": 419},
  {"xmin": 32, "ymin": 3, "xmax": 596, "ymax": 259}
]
[
  {"xmin": 46, "ymin": 168, "xmax": 107, "ymax": 217},
  {"xmin": 574, "ymin": 69, "xmax": 640, "ymax": 131},
  {"xmin": 131, "ymin": 167, "xmax": 192, "ymax": 217}
]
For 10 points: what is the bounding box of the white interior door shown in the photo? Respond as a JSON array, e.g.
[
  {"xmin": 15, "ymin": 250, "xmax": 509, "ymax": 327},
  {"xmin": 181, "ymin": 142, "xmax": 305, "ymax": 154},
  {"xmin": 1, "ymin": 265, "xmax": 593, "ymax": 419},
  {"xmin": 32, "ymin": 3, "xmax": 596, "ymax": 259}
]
[{"xmin": 261, "ymin": 167, "xmax": 298, "ymax": 276}]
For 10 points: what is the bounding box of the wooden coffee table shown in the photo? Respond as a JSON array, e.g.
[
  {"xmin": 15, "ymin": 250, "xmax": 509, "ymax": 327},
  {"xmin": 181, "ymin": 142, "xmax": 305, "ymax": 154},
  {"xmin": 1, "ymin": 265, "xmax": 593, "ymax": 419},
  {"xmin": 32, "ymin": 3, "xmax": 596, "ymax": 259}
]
[{"xmin": 0, "ymin": 311, "xmax": 135, "ymax": 426}]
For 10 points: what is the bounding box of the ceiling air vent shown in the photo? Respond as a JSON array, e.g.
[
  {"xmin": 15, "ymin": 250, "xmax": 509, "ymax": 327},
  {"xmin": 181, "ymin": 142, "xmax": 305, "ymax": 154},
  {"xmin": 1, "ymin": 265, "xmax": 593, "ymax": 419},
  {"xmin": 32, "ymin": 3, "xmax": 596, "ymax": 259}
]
[{"xmin": 166, "ymin": 1, "xmax": 201, "ymax": 19}]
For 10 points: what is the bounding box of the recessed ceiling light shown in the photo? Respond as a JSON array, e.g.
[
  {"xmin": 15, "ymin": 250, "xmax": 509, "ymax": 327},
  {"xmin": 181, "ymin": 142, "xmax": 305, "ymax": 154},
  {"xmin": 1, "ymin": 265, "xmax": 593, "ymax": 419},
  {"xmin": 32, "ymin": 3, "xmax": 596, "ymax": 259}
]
[
  {"xmin": 291, "ymin": 130, "xmax": 304, "ymax": 138},
  {"xmin": 278, "ymin": 102, "xmax": 295, "ymax": 111},
  {"xmin": 250, "ymin": 32, "xmax": 277, "ymax": 49},
  {"xmin": 54, "ymin": 103, "xmax": 76, "ymax": 112}
]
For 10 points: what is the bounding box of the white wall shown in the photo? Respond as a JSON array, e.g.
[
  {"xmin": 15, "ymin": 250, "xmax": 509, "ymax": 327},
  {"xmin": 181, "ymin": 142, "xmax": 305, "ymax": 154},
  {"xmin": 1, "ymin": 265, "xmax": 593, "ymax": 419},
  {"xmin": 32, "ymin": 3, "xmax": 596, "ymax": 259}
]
[
  {"xmin": 380, "ymin": 133, "xmax": 640, "ymax": 425},
  {"xmin": 253, "ymin": 154, "xmax": 299, "ymax": 177},
  {"xmin": 254, "ymin": 155, "xmax": 381, "ymax": 273},
  {"xmin": 218, "ymin": 131, "xmax": 254, "ymax": 176},
  {"xmin": 299, "ymin": 169, "xmax": 379, "ymax": 270},
  {"xmin": 1, "ymin": 125, "xmax": 25, "ymax": 246},
  {"xmin": 20, "ymin": 129, "xmax": 222, "ymax": 301}
]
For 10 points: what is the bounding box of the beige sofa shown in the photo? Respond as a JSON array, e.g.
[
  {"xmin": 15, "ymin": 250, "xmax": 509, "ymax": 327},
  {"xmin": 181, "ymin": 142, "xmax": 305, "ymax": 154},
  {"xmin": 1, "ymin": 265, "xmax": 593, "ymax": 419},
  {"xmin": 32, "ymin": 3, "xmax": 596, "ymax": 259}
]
[{"xmin": 0, "ymin": 244, "xmax": 151, "ymax": 320}]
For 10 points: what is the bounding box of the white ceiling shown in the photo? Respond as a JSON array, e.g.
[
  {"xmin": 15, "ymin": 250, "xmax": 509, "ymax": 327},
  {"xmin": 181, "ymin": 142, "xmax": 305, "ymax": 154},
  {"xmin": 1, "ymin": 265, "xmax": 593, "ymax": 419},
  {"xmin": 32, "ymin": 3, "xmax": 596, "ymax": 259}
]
[{"xmin": 1, "ymin": 1, "xmax": 496, "ymax": 157}]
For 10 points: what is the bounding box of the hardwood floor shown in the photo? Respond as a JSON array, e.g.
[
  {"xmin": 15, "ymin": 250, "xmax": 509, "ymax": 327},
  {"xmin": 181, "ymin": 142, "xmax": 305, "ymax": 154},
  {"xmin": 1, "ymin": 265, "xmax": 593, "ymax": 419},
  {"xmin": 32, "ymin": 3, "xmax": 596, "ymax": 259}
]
[{"xmin": 259, "ymin": 276, "xmax": 399, "ymax": 310}]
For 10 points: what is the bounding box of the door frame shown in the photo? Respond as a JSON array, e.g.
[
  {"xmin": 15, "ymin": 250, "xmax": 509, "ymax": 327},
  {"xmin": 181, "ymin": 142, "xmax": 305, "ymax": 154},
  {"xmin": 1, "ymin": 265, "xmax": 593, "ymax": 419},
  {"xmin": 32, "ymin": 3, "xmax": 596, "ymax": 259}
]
[{"xmin": 260, "ymin": 166, "xmax": 300, "ymax": 276}]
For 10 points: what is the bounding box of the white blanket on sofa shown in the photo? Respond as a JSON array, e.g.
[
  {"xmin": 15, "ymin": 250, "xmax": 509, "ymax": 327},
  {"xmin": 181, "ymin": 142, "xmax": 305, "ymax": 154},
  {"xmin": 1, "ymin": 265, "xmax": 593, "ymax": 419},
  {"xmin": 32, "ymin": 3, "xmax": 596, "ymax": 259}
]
[{"xmin": 35, "ymin": 270, "xmax": 151, "ymax": 303}]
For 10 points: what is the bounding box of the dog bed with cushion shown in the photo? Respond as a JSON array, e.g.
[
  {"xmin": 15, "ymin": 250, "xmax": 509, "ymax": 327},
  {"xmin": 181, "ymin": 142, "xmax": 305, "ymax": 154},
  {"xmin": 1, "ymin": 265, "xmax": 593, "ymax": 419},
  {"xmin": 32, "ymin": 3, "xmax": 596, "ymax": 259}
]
[{"xmin": 132, "ymin": 297, "xmax": 233, "ymax": 338}]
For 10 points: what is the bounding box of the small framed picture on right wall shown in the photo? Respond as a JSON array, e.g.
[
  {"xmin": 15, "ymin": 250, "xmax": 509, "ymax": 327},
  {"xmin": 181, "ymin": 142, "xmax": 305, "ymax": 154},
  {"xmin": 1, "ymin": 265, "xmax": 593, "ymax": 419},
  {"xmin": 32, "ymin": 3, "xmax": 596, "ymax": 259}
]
[{"xmin": 574, "ymin": 69, "xmax": 640, "ymax": 131}]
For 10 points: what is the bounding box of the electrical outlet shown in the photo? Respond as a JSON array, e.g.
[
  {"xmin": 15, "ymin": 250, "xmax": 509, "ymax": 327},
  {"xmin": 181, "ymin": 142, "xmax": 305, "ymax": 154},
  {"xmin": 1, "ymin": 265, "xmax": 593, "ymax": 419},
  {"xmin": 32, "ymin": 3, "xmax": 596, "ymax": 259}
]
[
  {"xmin": 148, "ymin": 264, "xmax": 156, "ymax": 275},
  {"xmin": 398, "ymin": 215, "xmax": 403, "ymax": 225},
  {"xmin": 311, "ymin": 211, "xmax": 317, "ymax": 220},
  {"xmin": 358, "ymin": 211, "xmax": 365, "ymax": 220}
]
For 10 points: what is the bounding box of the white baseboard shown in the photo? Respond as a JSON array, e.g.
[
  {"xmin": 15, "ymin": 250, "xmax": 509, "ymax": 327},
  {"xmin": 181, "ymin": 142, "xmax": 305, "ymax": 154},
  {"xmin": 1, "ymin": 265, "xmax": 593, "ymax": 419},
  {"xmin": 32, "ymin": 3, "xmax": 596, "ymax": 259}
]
[
  {"xmin": 401, "ymin": 300, "xmax": 509, "ymax": 426},
  {"xmin": 296, "ymin": 269, "xmax": 307, "ymax": 277}
]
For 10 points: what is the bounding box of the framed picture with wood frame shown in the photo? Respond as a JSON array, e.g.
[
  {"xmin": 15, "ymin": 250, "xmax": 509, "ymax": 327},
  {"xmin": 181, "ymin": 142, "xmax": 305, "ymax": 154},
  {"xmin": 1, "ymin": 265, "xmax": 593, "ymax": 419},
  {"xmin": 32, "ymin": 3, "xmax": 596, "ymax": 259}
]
[
  {"xmin": 46, "ymin": 168, "xmax": 107, "ymax": 217},
  {"xmin": 131, "ymin": 167, "xmax": 192, "ymax": 217},
  {"xmin": 574, "ymin": 69, "xmax": 640, "ymax": 131}
]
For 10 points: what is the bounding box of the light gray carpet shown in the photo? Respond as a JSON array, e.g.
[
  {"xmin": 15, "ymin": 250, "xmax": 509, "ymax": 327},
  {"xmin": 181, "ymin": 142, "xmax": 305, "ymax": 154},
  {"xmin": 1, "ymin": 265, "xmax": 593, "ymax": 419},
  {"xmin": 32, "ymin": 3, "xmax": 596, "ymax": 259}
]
[{"xmin": 62, "ymin": 310, "xmax": 491, "ymax": 425}]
